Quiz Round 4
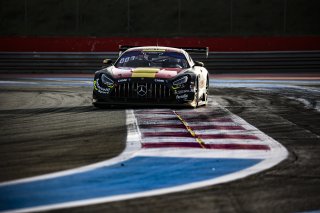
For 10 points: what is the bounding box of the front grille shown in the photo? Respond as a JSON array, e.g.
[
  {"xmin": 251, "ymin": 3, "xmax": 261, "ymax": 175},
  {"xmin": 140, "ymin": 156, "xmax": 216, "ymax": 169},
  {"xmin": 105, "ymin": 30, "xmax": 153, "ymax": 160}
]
[{"xmin": 111, "ymin": 82, "xmax": 172, "ymax": 100}]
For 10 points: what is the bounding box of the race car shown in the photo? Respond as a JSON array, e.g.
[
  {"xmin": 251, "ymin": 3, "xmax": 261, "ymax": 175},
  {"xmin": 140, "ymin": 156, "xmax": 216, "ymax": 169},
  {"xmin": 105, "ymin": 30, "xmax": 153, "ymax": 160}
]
[{"xmin": 92, "ymin": 46, "xmax": 209, "ymax": 108}]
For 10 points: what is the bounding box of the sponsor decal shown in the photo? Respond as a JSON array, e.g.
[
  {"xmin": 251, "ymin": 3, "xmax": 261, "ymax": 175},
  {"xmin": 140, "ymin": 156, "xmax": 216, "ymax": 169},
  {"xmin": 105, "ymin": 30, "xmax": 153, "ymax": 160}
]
[
  {"xmin": 119, "ymin": 56, "xmax": 136, "ymax": 64},
  {"xmin": 199, "ymin": 79, "xmax": 205, "ymax": 88},
  {"xmin": 154, "ymin": 79, "xmax": 165, "ymax": 83},
  {"xmin": 118, "ymin": 79, "xmax": 128, "ymax": 83},
  {"xmin": 176, "ymin": 94, "xmax": 189, "ymax": 100},
  {"xmin": 94, "ymin": 80, "xmax": 111, "ymax": 94},
  {"xmin": 142, "ymin": 49, "xmax": 165, "ymax": 52},
  {"xmin": 175, "ymin": 89, "xmax": 192, "ymax": 95}
]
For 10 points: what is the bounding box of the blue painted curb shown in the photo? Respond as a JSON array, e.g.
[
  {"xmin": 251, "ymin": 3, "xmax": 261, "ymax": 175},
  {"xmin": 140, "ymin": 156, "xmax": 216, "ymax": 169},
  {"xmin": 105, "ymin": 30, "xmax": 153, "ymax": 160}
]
[{"xmin": 0, "ymin": 156, "xmax": 260, "ymax": 212}]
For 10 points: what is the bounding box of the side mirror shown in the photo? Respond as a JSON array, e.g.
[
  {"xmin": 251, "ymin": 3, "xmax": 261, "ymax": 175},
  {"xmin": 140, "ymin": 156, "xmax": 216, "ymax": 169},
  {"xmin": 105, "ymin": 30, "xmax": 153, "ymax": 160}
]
[
  {"xmin": 194, "ymin": 61, "xmax": 204, "ymax": 67},
  {"xmin": 103, "ymin": 59, "xmax": 113, "ymax": 65}
]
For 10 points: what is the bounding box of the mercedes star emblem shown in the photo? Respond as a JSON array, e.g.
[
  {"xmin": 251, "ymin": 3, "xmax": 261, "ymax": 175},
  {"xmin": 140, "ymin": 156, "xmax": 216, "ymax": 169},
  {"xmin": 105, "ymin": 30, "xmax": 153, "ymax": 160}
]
[{"xmin": 137, "ymin": 85, "xmax": 147, "ymax": 96}]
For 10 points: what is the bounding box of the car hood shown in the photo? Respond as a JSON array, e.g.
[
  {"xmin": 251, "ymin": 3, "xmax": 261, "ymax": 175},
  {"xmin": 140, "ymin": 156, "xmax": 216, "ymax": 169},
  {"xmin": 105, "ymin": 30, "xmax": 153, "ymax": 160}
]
[{"xmin": 110, "ymin": 67, "xmax": 186, "ymax": 79}]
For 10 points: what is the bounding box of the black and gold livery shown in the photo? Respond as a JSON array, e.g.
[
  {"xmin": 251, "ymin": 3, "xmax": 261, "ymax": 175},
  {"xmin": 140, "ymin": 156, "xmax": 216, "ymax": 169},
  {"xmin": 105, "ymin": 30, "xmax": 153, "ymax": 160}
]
[{"xmin": 93, "ymin": 46, "xmax": 209, "ymax": 108}]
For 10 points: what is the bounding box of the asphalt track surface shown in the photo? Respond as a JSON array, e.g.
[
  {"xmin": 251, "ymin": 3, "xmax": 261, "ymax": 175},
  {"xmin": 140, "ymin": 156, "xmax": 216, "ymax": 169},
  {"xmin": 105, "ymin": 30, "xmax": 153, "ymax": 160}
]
[{"xmin": 0, "ymin": 76, "xmax": 319, "ymax": 213}]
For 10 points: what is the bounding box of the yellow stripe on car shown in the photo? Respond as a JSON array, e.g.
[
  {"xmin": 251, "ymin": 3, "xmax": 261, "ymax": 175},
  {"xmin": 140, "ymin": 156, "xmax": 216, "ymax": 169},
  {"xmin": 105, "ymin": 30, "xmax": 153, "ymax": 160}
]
[
  {"xmin": 93, "ymin": 80, "xmax": 98, "ymax": 90},
  {"xmin": 132, "ymin": 68, "xmax": 159, "ymax": 78}
]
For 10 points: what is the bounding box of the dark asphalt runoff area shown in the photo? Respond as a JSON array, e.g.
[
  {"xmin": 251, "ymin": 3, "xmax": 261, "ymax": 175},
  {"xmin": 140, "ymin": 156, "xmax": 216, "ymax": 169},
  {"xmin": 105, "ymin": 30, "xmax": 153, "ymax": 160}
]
[{"xmin": 0, "ymin": 77, "xmax": 319, "ymax": 213}]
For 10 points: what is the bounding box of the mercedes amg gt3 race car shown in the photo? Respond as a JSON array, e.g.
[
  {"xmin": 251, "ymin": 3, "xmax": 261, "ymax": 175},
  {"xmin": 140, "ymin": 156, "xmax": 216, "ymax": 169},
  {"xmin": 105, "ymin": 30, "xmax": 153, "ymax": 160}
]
[{"xmin": 92, "ymin": 46, "xmax": 209, "ymax": 108}]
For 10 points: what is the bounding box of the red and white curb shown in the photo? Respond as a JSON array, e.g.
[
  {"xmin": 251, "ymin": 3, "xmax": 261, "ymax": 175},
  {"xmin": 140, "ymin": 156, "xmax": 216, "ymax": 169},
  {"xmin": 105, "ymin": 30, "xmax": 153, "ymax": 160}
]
[{"xmin": 135, "ymin": 104, "xmax": 286, "ymax": 160}]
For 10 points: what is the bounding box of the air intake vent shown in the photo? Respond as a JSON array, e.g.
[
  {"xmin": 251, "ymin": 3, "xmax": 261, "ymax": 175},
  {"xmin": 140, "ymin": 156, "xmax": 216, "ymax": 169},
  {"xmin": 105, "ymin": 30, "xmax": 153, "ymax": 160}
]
[{"xmin": 111, "ymin": 82, "xmax": 172, "ymax": 100}]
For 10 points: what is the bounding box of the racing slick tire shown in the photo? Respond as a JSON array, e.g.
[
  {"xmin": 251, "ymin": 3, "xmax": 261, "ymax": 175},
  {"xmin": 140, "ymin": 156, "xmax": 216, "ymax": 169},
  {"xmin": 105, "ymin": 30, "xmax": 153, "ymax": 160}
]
[
  {"xmin": 203, "ymin": 75, "xmax": 209, "ymax": 106},
  {"xmin": 195, "ymin": 77, "xmax": 200, "ymax": 108}
]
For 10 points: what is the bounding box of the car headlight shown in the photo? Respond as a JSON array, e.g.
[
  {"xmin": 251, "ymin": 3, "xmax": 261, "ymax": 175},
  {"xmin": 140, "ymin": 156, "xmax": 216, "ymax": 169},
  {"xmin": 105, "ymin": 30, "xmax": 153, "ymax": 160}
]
[
  {"xmin": 172, "ymin": 76, "xmax": 188, "ymax": 89},
  {"xmin": 101, "ymin": 74, "xmax": 114, "ymax": 88}
]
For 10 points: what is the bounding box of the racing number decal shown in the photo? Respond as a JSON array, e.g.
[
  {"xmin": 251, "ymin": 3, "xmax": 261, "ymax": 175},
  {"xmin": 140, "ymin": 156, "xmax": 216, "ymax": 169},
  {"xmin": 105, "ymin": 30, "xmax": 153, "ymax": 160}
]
[{"xmin": 119, "ymin": 56, "xmax": 136, "ymax": 64}]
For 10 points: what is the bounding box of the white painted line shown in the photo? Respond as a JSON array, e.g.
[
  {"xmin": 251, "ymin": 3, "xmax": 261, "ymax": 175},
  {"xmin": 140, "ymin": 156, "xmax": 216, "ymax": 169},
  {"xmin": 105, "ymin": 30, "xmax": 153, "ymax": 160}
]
[
  {"xmin": 137, "ymin": 120, "xmax": 182, "ymax": 125},
  {"xmin": 141, "ymin": 138, "xmax": 198, "ymax": 143},
  {"xmin": 140, "ymin": 129, "xmax": 260, "ymax": 135},
  {"xmin": 187, "ymin": 122, "xmax": 243, "ymax": 126},
  {"xmin": 197, "ymin": 139, "xmax": 266, "ymax": 145},
  {"xmin": 137, "ymin": 148, "xmax": 273, "ymax": 159},
  {"xmin": 136, "ymin": 114, "xmax": 177, "ymax": 118}
]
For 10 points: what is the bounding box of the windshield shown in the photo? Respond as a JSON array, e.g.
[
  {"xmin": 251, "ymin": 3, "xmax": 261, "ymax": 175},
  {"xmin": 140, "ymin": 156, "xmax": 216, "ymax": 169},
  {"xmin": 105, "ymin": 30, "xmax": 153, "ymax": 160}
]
[{"xmin": 115, "ymin": 50, "xmax": 190, "ymax": 69}]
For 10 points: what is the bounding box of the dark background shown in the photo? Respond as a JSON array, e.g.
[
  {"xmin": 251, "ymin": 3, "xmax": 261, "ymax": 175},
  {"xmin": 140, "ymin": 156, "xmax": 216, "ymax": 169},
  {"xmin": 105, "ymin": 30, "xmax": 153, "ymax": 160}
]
[{"xmin": 0, "ymin": 0, "xmax": 320, "ymax": 37}]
